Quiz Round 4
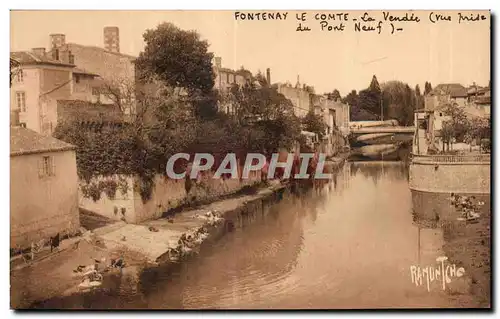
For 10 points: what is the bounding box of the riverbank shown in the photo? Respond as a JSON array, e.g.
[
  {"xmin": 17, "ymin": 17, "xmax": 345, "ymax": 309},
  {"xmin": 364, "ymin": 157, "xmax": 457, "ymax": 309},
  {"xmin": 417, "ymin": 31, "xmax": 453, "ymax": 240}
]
[
  {"xmin": 11, "ymin": 157, "xmax": 348, "ymax": 309},
  {"xmin": 441, "ymin": 193, "xmax": 491, "ymax": 308}
]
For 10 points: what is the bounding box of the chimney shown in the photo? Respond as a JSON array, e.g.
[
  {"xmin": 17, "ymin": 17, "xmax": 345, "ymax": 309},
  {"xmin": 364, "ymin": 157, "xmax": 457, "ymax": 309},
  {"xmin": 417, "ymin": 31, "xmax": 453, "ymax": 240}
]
[
  {"xmin": 32, "ymin": 47, "xmax": 46, "ymax": 58},
  {"xmin": 50, "ymin": 33, "xmax": 66, "ymax": 49},
  {"xmin": 104, "ymin": 26, "xmax": 120, "ymax": 53},
  {"xmin": 214, "ymin": 57, "xmax": 222, "ymax": 69},
  {"xmin": 266, "ymin": 68, "xmax": 271, "ymax": 85}
]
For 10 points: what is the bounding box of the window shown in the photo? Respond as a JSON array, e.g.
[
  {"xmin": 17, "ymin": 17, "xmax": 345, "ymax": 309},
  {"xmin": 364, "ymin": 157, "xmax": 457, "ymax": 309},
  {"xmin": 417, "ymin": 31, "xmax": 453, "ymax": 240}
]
[
  {"xmin": 75, "ymin": 75, "xmax": 80, "ymax": 83},
  {"xmin": 439, "ymin": 112, "xmax": 443, "ymax": 117},
  {"xmin": 19, "ymin": 123, "xmax": 26, "ymax": 128},
  {"xmin": 38, "ymin": 156, "xmax": 55, "ymax": 178},
  {"xmin": 17, "ymin": 70, "xmax": 23, "ymax": 83},
  {"xmin": 68, "ymin": 51, "xmax": 74, "ymax": 64},
  {"xmin": 16, "ymin": 92, "xmax": 26, "ymax": 112}
]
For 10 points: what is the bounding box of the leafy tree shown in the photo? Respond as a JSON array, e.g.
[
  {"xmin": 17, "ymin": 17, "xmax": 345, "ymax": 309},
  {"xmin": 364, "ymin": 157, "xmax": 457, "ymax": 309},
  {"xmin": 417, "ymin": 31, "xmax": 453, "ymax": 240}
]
[
  {"xmin": 135, "ymin": 22, "xmax": 218, "ymax": 119},
  {"xmin": 424, "ymin": 81, "xmax": 433, "ymax": 95},
  {"xmin": 441, "ymin": 103, "xmax": 470, "ymax": 146},
  {"xmin": 358, "ymin": 75, "xmax": 383, "ymax": 119},
  {"xmin": 415, "ymin": 84, "xmax": 425, "ymax": 110},
  {"xmin": 326, "ymin": 89, "xmax": 342, "ymax": 101},
  {"xmin": 302, "ymin": 110, "xmax": 327, "ymax": 139},
  {"xmin": 380, "ymin": 81, "xmax": 416, "ymax": 126},
  {"xmin": 135, "ymin": 22, "xmax": 215, "ymax": 94},
  {"xmin": 342, "ymin": 90, "xmax": 358, "ymax": 106}
]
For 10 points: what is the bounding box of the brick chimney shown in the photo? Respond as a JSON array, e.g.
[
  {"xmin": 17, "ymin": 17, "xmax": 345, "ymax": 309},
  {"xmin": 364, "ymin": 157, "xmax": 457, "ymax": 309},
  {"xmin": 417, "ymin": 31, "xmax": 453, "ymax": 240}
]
[
  {"xmin": 32, "ymin": 48, "xmax": 46, "ymax": 58},
  {"xmin": 266, "ymin": 68, "xmax": 271, "ymax": 85},
  {"xmin": 50, "ymin": 34, "xmax": 66, "ymax": 49},
  {"xmin": 104, "ymin": 26, "xmax": 120, "ymax": 53}
]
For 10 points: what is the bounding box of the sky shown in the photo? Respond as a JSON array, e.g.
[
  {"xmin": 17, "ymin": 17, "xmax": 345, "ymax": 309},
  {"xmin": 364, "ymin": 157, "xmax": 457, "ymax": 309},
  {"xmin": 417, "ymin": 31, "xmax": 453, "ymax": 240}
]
[{"xmin": 10, "ymin": 10, "xmax": 490, "ymax": 95}]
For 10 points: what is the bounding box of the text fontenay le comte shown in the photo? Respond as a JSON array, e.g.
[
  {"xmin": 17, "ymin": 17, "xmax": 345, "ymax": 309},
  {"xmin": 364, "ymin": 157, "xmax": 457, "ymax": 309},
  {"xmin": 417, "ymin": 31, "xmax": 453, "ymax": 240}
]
[{"xmin": 234, "ymin": 11, "xmax": 488, "ymax": 35}]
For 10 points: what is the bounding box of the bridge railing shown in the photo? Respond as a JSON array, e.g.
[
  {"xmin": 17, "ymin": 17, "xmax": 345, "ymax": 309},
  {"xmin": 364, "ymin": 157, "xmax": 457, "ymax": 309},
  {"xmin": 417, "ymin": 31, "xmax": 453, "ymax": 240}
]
[{"xmin": 411, "ymin": 153, "xmax": 491, "ymax": 164}]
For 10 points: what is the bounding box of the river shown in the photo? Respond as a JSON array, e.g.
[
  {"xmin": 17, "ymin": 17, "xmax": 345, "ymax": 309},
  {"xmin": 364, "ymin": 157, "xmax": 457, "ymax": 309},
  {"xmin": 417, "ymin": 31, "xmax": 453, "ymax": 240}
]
[{"xmin": 35, "ymin": 161, "xmax": 467, "ymax": 309}]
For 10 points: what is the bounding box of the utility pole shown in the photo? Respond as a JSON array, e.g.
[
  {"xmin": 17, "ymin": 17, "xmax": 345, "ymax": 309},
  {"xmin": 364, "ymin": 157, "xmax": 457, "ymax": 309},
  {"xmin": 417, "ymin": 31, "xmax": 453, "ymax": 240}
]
[{"xmin": 380, "ymin": 97, "xmax": 384, "ymax": 121}]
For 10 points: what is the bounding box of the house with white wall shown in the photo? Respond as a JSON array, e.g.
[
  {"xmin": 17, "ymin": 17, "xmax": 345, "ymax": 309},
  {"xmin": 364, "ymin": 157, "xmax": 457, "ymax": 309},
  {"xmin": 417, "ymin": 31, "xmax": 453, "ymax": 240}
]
[{"xmin": 10, "ymin": 126, "xmax": 80, "ymax": 249}]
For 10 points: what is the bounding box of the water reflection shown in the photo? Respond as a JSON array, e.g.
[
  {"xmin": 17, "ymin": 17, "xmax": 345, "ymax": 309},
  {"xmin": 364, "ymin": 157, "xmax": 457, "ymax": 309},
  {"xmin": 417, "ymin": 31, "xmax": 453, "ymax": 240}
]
[
  {"xmin": 35, "ymin": 161, "xmax": 463, "ymax": 309},
  {"xmin": 138, "ymin": 161, "xmax": 457, "ymax": 309}
]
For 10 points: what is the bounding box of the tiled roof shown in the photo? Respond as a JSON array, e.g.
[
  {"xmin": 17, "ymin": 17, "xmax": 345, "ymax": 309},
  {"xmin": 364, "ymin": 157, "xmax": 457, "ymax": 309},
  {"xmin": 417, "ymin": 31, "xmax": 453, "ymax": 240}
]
[
  {"xmin": 10, "ymin": 126, "xmax": 75, "ymax": 156},
  {"xmin": 431, "ymin": 83, "xmax": 468, "ymax": 98},
  {"xmin": 64, "ymin": 43, "xmax": 136, "ymax": 60},
  {"xmin": 10, "ymin": 51, "xmax": 75, "ymax": 67}
]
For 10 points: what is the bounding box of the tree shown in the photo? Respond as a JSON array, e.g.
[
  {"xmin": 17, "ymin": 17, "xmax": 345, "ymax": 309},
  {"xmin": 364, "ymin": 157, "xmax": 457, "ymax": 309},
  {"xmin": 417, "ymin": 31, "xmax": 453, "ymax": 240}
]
[
  {"xmin": 10, "ymin": 58, "xmax": 20, "ymax": 88},
  {"xmin": 358, "ymin": 75, "xmax": 383, "ymax": 119},
  {"xmin": 326, "ymin": 89, "xmax": 341, "ymax": 101},
  {"xmin": 135, "ymin": 23, "xmax": 215, "ymax": 94},
  {"xmin": 380, "ymin": 81, "xmax": 416, "ymax": 126},
  {"xmin": 342, "ymin": 90, "xmax": 358, "ymax": 106},
  {"xmin": 369, "ymin": 75, "xmax": 381, "ymax": 93},
  {"xmin": 302, "ymin": 110, "xmax": 327, "ymax": 139},
  {"xmin": 424, "ymin": 81, "xmax": 433, "ymax": 95},
  {"xmin": 415, "ymin": 84, "xmax": 425, "ymax": 110}
]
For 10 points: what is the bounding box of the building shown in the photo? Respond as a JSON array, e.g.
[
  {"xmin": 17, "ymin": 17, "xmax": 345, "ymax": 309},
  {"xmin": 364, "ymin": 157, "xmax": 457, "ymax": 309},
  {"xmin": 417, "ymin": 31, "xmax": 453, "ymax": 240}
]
[
  {"xmin": 10, "ymin": 28, "xmax": 136, "ymax": 135},
  {"xmin": 46, "ymin": 31, "xmax": 135, "ymax": 83},
  {"xmin": 10, "ymin": 126, "xmax": 80, "ymax": 249},
  {"xmin": 276, "ymin": 77, "xmax": 311, "ymax": 118},
  {"xmin": 212, "ymin": 57, "xmax": 253, "ymax": 114},
  {"xmin": 10, "ymin": 50, "xmax": 102, "ymax": 135},
  {"xmin": 466, "ymin": 85, "xmax": 491, "ymax": 118},
  {"xmin": 327, "ymin": 100, "xmax": 350, "ymax": 136},
  {"xmin": 425, "ymin": 83, "xmax": 468, "ymax": 110}
]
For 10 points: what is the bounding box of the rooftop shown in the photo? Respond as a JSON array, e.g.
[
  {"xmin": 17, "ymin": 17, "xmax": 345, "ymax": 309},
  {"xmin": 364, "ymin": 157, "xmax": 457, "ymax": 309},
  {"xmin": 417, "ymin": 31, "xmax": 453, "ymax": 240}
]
[
  {"xmin": 10, "ymin": 126, "xmax": 75, "ymax": 156},
  {"xmin": 10, "ymin": 51, "xmax": 75, "ymax": 68},
  {"xmin": 63, "ymin": 43, "xmax": 136, "ymax": 60},
  {"xmin": 430, "ymin": 83, "xmax": 468, "ymax": 98}
]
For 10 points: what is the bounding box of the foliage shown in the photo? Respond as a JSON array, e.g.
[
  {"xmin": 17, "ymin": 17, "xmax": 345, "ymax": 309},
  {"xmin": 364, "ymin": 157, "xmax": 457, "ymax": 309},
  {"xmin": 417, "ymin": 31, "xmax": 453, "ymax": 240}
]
[
  {"xmin": 442, "ymin": 103, "xmax": 470, "ymax": 143},
  {"xmin": 10, "ymin": 58, "xmax": 20, "ymax": 88},
  {"xmin": 326, "ymin": 89, "xmax": 342, "ymax": 101},
  {"xmin": 381, "ymin": 81, "xmax": 417, "ymax": 126},
  {"xmin": 415, "ymin": 84, "xmax": 425, "ymax": 110},
  {"xmin": 464, "ymin": 117, "xmax": 491, "ymax": 144},
  {"xmin": 209, "ymin": 79, "xmax": 301, "ymax": 156},
  {"xmin": 135, "ymin": 22, "xmax": 215, "ymax": 94},
  {"xmin": 358, "ymin": 75, "xmax": 383, "ymax": 119},
  {"xmin": 424, "ymin": 81, "xmax": 433, "ymax": 95},
  {"xmin": 302, "ymin": 110, "xmax": 327, "ymax": 139}
]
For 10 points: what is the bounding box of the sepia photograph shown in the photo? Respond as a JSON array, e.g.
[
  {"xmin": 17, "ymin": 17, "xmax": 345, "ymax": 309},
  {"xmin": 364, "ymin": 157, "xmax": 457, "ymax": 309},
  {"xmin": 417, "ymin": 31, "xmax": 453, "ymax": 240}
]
[{"xmin": 9, "ymin": 8, "xmax": 491, "ymax": 310}]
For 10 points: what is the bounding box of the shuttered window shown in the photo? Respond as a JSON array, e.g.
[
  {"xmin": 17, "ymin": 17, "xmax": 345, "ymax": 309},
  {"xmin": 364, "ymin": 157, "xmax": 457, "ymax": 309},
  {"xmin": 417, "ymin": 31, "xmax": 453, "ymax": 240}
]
[{"xmin": 38, "ymin": 156, "xmax": 55, "ymax": 178}]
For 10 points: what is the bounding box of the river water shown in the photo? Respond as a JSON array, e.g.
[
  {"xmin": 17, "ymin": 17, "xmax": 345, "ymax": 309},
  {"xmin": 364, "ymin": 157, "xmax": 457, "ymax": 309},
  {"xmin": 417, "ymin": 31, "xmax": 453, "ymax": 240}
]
[{"xmin": 37, "ymin": 161, "xmax": 465, "ymax": 309}]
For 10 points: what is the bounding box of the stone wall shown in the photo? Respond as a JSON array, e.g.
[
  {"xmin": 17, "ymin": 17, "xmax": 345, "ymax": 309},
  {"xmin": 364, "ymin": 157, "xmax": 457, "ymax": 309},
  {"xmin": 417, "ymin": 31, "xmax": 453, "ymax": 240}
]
[
  {"xmin": 79, "ymin": 168, "xmax": 263, "ymax": 224},
  {"xmin": 409, "ymin": 161, "xmax": 490, "ymax": 194}
]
